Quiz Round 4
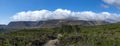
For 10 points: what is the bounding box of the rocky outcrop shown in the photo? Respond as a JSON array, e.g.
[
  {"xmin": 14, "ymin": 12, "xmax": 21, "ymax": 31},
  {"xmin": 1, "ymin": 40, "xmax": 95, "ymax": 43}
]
[
  {"xmin": 44, "ymin": 34, "xmax": 63, "ymax": 46},
  {"xmin": 44, "ymin": 39, "xmax": 60, "ymax": 46}
]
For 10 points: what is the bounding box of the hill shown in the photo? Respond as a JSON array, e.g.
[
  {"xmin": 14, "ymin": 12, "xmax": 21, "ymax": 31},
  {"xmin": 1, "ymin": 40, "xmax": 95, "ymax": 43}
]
[{"xmin": 0, "ymin": 22, "xmax": 120, "ymax": 46}]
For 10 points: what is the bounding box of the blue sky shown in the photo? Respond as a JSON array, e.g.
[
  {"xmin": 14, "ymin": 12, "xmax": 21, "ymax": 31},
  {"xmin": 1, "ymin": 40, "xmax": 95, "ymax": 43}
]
[{"xmin": 0, "ymin": 0, "xmax": 120, "ymax": 24}]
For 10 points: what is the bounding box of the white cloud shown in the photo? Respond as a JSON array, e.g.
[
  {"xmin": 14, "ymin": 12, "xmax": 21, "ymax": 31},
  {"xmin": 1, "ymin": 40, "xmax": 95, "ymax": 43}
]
[
  {"xmin": 103, "ymin": 0, "xmax": 120, "ymax": 9},
  {"xmin": 11, "ymin": 9, "xmax": 120, "ymax": 23}
]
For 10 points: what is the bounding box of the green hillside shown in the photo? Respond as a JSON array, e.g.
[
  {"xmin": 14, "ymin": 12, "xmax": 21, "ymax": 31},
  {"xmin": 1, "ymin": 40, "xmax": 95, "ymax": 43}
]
[{"xmin": 0, "ymin": 23, "xmax": 120, "ymax": 46}]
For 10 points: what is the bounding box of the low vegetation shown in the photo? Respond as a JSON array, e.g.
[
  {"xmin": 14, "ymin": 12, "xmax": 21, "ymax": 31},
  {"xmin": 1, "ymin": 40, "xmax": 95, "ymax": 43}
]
[{"xmin": 0, "ymin": 23, "xmax": 120, "ymax": 46}]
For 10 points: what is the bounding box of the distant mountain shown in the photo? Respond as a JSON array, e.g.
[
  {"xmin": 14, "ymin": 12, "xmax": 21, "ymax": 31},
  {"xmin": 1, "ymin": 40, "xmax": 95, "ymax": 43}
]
[
  {"xmin": 0, "ymin": 25, "xmax": 8, "ymax": 33},
  {"xmin": 5, "ymin": 19, "xmax": 109, "ymax": 29},
  {"xmin": 40, "ymin": 19, "xmax": 109, "ymax": 28},
  {"xmin": 6, "ymin": 21, "xmax": 43, "ymax": 29},
  {"xmin": 0, "ymin": 25, "xmax": 6, "ymax": 28}
]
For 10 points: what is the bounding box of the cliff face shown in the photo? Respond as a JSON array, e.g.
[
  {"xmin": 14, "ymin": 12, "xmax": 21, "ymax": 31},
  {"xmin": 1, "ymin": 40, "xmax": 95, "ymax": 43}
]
[{"xmin": 4, "ymin": 19, "xmax": 109, "ymax": 29}]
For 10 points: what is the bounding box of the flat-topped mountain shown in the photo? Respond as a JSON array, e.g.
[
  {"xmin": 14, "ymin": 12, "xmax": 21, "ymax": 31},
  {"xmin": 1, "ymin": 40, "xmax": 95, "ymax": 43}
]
[
  {"xmin": 5, "ymin": 19, "xmax": 109, "ymax": 29},
  {"xmin": 7, "ymin": 21, "xmax": 43, "ymax": 29},
  {"xmin": 40, "ymin": 19, "xmax": 109, "ymax": 28}
]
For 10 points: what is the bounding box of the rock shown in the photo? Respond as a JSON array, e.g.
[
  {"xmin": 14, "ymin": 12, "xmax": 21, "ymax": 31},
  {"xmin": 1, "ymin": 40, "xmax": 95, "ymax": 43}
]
[
  {"xmin": 44, "ymin": 34, "xmax": 63, "ymax": 46},
  {"xmin": 44, "ymin": 39, "xmax": 60, "ymax": 46},
  {"xmin": 57, "ymin": 34, "xmax": 63, "ymax": 39}
]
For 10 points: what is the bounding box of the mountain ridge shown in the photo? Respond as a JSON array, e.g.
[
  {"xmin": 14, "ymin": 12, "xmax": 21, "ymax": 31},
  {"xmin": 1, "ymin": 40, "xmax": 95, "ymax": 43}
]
[{"xmin": 0, "ymin": 19, "xmax": 109, "ymax": 29}]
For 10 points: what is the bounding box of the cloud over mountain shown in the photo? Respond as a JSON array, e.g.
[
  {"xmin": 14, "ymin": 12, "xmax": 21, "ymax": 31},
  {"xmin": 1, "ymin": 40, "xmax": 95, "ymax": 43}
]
[
  {"xmin": 103, "ymin": 0, "xmax": 120, "ymax": 9},
  {"xmin": 11, "ymin": 9, "xmax": 120, "ymax": 23}
]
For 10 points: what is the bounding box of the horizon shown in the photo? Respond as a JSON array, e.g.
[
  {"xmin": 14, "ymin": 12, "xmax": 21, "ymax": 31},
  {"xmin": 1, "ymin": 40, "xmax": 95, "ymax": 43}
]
[{"xmin": 0, "ymin": 0, "xmax": 120, "ymax": 24}]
